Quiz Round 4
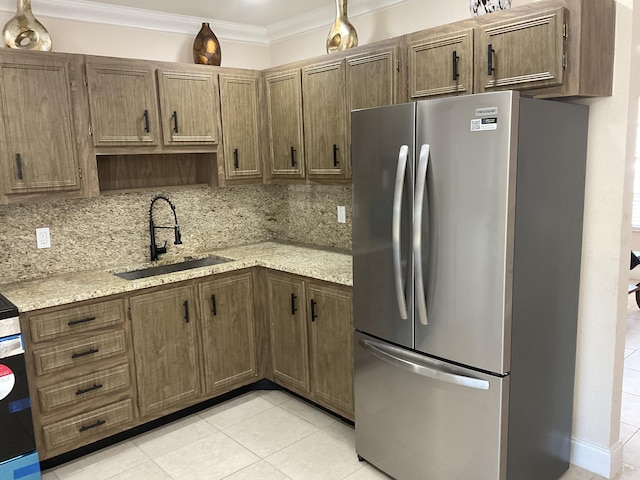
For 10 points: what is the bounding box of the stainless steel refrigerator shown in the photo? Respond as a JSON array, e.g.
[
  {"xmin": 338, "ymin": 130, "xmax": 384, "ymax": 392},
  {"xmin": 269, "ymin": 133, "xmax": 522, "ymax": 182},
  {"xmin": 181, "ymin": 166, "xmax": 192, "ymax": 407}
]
[{"xmin": 352, "ymin": 91, "xmax": 588, "ymax": 480}]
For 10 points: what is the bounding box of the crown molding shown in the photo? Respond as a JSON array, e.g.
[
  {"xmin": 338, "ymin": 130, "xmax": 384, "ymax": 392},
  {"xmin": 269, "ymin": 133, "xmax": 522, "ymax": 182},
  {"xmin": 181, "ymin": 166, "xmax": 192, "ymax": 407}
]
[{"xmin": 0, "ymin": 0, "xmax": 410, "ymax": 45}]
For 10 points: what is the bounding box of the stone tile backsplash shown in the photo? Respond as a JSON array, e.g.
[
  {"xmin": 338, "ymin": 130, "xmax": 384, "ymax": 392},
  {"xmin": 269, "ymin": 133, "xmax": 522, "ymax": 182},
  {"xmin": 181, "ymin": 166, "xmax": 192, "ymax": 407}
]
[{"xmin": 0, "ymin": 184, "xmax": 352, "ymax": 283}]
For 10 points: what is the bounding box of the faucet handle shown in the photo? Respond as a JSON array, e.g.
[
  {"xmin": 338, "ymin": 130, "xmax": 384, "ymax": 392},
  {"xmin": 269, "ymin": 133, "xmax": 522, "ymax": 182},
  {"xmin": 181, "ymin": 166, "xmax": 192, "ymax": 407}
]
[{"xmin": 157, "ymin": 241, "xmax": 167, "ymax": 256}]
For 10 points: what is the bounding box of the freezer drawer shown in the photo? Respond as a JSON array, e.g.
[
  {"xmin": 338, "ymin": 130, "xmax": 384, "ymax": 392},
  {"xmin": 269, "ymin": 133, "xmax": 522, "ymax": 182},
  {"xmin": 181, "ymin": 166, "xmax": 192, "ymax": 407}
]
[{"xmin": 354, "ymin": 332, "xmax": 509, "ymax": 480}]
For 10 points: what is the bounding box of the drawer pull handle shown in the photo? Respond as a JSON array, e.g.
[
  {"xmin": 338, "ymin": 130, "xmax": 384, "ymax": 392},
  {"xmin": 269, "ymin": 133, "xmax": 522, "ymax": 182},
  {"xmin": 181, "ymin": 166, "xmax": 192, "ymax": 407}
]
[
  {"xmin": 71, "ymin": 348, "xmax": 99, "ymax": 359},
  {"xmin": 76, "ymin": 383, "xmax": 103, "ymax": 396},
  {"xmin": 67, "ymin": 316, "xmax": 97, "ymax": 327},
  {"xmin": 79, "ymin": 419, "xmax": 106, "ymax": 432}
]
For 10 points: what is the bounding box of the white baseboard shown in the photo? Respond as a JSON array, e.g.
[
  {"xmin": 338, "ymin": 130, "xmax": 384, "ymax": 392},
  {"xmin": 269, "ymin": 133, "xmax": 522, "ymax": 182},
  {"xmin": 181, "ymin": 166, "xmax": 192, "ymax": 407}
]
[{"xmin": 571, "ymin": 437, "xmax": 624, "ymax": 479}]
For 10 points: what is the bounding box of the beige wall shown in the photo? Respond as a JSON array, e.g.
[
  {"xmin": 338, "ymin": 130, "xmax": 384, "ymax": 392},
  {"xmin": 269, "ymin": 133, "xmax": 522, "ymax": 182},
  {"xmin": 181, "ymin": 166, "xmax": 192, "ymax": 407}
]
[
  {"xmin": 0, "ymin": 12, "xmax": 272, "ymax": 69},
  {"xmin": 0, "ymin": 1, "xmax": 634, "ymax": 477}
]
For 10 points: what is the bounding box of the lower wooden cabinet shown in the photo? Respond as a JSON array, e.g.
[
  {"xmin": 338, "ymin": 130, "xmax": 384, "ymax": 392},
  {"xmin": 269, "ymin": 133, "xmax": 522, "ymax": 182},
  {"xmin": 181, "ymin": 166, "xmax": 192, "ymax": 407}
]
[
  {"xmin": 129, "ymin": 285, "xmax": 200, "ymax": 417},
  {"xmin": 23, "ymin": 268, "xmax": 353, "ymax": 461},
  {"xmin": 197, "ymin": 273, "xmax": 258, "ymax": 394},
  {"xmin": 267, "ymin": 271, "xmax": 354, "ymax": 419}
]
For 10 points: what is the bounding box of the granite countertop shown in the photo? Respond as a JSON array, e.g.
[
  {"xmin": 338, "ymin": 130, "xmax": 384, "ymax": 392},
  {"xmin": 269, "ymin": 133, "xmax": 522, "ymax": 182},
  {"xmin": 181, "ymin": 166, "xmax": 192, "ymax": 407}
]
[{"xmin": 0, "ymin": 242, "xmax": 353, "ymax": 313}]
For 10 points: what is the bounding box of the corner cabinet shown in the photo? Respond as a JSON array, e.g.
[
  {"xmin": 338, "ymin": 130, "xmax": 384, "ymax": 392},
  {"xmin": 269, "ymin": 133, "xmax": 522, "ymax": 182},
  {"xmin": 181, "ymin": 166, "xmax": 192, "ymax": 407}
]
[
  {"xmin": 267, "ymin": 271, "xmax": 354, "ymax": 420},
  {"xmin": 0, "ymin": 51, "xmax": 81, "ymax": 195},
  {"xmin": 264, "ymin": 69, "xmax": 305, "ymax": 179},
  {"xmin": 197, "ymin": 272, "xmax": 258, "ymax": 394},
  {"xmin": 219, "ymin": 72, "xmax": 262, "ymax": 182},
  {"xmin": 129, "ymin": 285, "xmax": 200, "ymax": 417}
]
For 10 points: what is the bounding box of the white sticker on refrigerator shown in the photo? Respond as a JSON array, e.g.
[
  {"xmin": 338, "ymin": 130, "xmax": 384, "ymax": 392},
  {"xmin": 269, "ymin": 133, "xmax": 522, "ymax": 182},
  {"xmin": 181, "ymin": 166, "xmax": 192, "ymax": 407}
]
[{"xmin": 471, "ymin": 117, "xmax": 498, "ymax": 131}]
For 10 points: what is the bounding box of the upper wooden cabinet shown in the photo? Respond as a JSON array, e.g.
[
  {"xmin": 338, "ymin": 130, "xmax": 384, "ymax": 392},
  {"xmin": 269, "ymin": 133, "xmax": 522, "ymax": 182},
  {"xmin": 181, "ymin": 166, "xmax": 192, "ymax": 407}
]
[
  {"xmin": 475, "ymin": 7, "xmax": 566, "ymax": 93},
  {"xmin": 0, "ymin": 52, "xmax": 81, "ymax": 195},
  {"xmin": 86, "ymin": 59, "xmax": 159, "ymax": 147},
  {"xmin": 302, "ymin": 59, "xmax": 348, "ymax": 179},
  {"xmin": 407, "ymin": 0, "xmax": 614, "ymax": 99},
  {"xmin": 156, "ymin": 69, "xmax": 219, "ymax": 146},
  {"xmin": 219, "ymin": 72, "xmax": 262, "ymax": 182},
  {"xmin": 264, "ymin": 69, "xmax": 305, "ymax": 179},
  {"xmin": 408, "ymin": 27, "xmax": 474, "ymax": 99},
  {"xmin": 346, "ymin": 47, "xmax": 398, "ymax": 112}
]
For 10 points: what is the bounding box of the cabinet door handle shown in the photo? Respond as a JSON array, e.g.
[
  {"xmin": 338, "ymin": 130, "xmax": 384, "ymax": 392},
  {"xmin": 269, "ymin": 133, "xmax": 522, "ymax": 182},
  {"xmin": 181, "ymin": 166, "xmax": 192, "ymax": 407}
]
[
  {"xmin": 291, "ymin": 293, "xmax": 297, "ymax": 315},
  {"xmin": 79, "ymin": 419, "xmax": 106, "ymax": 432},
  {"xmin": 211, "ymin": 294, "xmax": 217, "ymax": 316},
  {"xmin": 487, "ymin": 43, "xmax": 495, "ymax": 76},
  {"xmin": 452, "ymin": 50, "xmax": 459, "ymax": 81},
  {"xmin": 183, "ymin": 300, "xmax": 190, "ymax": 323},
  {"xmin": 172, "ymin": 110, "xmax": 179, "ymax": 133},
  {"xmin": 291, "ymin": 146, "xmax": 297, "ymax": 167},
  {"xmin": 71, "ymin": 348, "xmax": 99, "ymax": 359},
  {"xmin": 333, "ymin": 144, "xmax": 339, "ymax": 167},
  {"xmin": 143, "ymin": 109, "xmax": 150, "ymax": 133},
  {"xmin": 76, "ymin": 383, "xmax": 103, "ymax": 396},
  {"xmin": 310, "ymin": 299, "xmax": 318, "ymax": 322},
  {"xmin": 233, "ymin": 148, "xmax": 239, "ymax": 169},
  {"xmin": 15, "ymin": 153, "xmax": 23, "ymax": 180},
  {"xmin": 67, "ymin": 316, "xmax": 97, "ymax": 327}
]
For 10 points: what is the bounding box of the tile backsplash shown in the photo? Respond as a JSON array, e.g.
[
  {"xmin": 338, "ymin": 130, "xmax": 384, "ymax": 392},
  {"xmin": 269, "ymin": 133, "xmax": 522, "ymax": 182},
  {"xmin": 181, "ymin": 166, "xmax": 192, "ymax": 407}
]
[{"xmin": 0, "ymin": 184, "xmax": 352, "ymax": 284}]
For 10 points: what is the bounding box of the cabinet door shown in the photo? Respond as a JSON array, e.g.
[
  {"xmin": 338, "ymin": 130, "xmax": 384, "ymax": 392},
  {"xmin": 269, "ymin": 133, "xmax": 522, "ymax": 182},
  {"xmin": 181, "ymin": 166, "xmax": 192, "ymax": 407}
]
[
  {"xmin": 267, "ymin": 272, "xmax": 310, "ymax": 393},
  {"xmin": 157, "ymin": 69, "xmax": 219, "ymax": 146},
  {"xmin": 307, "ymin": 282, "xmax": 353, "ymax": 416},
  {"xmin": 264, "ymin": 69, "xmax": 305, "ymax": 178},
  {"xmin": 346, "ymin": 48, "xmax": 397, "ymax": 112},
  {"xmin": 302, "ymin": 60, "xmax": 347, "ymax": 179},
  {"xmin": 408, "ymin": 28, "xmax": 474, "ymax": 98},
  {"xmin": 475, "ymin": 7, "xmax": 566, "ymax": 93},
  {"xmin": 219, "ymin": 73, "xmax": 261, "ymax": 180},
  {"xmin": 86, "ymin": 61, "xmax": 159, "ymax": 147},
  {"xmin": 198, "ymin": 273, "xmax": 257, "ymax": 393},
  {"xmin": 130, "ymin": 285, "xmax": 199, "ymax": 417},
  {"xmin": 0, "ymin": 57, "xmax": 79, "ymax": 193}
]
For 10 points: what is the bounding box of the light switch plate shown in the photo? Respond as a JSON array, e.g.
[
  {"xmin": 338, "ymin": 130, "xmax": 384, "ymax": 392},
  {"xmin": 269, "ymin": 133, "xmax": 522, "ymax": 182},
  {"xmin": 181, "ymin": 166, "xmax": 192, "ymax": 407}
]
[
  {"xmin": 337, "ymin": 206, "xmax": 346, "ymax": 224},
  {"xmin": 36, "ymin": 228, "xmax": 51, "ymax": 249}
]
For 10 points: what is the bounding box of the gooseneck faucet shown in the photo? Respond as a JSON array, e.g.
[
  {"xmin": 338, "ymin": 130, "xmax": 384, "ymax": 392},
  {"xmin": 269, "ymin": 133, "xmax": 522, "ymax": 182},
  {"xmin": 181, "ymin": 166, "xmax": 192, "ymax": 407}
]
[{"xmin": 149, "ymin": 195, "xmax": 182, "ymax": 261}]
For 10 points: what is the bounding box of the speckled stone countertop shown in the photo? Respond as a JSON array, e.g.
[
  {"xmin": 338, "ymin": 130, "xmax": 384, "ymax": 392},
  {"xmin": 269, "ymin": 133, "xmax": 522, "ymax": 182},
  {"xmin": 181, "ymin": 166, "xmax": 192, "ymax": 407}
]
[{"xmin": 0, "ymin": 242, "xmax": 353, "ymax": 313}]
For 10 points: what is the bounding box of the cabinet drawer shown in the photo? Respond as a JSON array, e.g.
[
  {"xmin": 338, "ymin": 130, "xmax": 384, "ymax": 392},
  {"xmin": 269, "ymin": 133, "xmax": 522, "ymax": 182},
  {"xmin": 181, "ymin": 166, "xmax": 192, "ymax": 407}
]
[
  {"xmin": 33, "ymin": 330, "xmax": 127, "ymax": 376},
  {"xmin": 42, "ymin": 399, "xmax": 134, "ymax": 451},
  {"xmin": 29, "ymin": 299, "xmax": 125, "ymax": 343},
  {"xmin": 38, "ymin": 364, "xmax": 131, "ymax": 413}
]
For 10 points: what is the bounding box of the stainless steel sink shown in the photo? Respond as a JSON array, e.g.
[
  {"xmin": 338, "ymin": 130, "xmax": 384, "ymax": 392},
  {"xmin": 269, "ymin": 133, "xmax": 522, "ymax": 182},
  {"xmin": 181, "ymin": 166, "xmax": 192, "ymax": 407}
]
[{"xmin": 114, "ymin": 256, "xmax": 230, "ymax": 280}]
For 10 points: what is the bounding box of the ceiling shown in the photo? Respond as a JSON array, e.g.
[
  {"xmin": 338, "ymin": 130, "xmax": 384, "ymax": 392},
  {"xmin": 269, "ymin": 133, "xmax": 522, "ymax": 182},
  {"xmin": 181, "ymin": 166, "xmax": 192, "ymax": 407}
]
[{"xmin": 0, "ymin": 0, "xmax": 408, "ymax": 44}]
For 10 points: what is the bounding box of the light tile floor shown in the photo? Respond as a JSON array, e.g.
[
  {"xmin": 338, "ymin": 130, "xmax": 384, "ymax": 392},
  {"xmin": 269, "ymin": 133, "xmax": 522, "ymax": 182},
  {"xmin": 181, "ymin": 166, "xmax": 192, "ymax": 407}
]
[{"xmin": 41, "ymin": 299, "xmax": 640, "ymax": 480}]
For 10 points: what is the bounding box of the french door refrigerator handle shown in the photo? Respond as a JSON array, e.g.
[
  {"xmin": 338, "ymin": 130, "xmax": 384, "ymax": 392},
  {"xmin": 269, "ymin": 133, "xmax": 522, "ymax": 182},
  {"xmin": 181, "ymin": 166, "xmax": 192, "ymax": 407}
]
[
  {"xmin": 414, "ymin": 144, "xmax": 430, "ymax": 326},
  {"xmin": 393, "ymin": 145, "xmax": 409, "ymax": 320},
  {"xmin": 359, "ymin": 338, "xmax": 490, "ymax": 390}
]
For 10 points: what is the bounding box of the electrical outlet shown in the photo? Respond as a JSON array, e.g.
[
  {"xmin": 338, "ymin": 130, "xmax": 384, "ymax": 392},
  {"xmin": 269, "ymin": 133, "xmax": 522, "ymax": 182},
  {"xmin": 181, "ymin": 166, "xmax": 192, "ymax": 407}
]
[
  {"xmin": 337, "ymin": 206, "xmax": 346, "ymax": 224},
  {"xmin": 36, "ymin": 228, "xmax": 51, "ymax": 249}
]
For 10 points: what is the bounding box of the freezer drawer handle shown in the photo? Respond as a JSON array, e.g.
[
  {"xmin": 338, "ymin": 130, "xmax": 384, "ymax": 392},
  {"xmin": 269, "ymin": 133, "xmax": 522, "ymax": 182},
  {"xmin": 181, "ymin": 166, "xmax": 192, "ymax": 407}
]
[
  {"xmin": 393, "ymin": 145, "xmax": 409, "ymax": 321},
  {"xmin": 359, "ymin": 338, "xmax": 490, "ymax": 390},
  {"xmin": 414, "ymin": 144, "xmax": 430, "ymax": 326}
]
